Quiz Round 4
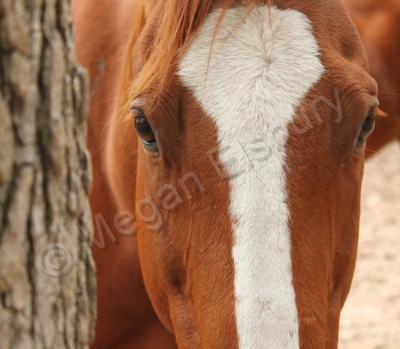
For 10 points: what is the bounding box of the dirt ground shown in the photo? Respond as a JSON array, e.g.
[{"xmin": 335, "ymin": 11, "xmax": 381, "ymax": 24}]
[{"xmin": 339, "ymin": 142, "xmax": 400, "ymax": 349}]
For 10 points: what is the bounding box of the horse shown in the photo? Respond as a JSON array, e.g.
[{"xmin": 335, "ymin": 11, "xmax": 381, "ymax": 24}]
[
  {"xmin": 73, "ymin": 0, "xmax": 379, "ymax": 348},
  {"xmin": 72, "ymin": 1, "xmax": 176, "ymax": 348},
  {"xmin": 346, "ymin": 0, "xmax": 400, "ymax": 156}
]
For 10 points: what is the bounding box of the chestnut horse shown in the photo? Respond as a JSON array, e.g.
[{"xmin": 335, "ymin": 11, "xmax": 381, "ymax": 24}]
[
  {"xmin": 347, "ymin": 0, "xmax": 400, "ymax": 155},
  {"xmin": 73, "ymin": 0, "xmax": 379, "ymax": 348}
]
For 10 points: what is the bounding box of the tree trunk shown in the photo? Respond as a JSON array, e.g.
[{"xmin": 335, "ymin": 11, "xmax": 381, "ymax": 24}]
[{"xmin": 0, "ymin": 0, "xmax": 95, "ymax": 348}]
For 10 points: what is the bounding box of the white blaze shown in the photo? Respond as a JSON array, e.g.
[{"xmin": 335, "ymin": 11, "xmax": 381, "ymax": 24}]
[{"xmin": 179, "ymin": 5, "xmax": 324, "ymax": 348}]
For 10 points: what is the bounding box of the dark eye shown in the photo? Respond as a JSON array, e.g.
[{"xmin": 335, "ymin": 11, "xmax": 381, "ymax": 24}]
[
  {"xmin": 354, "ymin": 107, "xmax": 376, "ymax": 152},
  {"xmin": 132, "ymin": 108, "xmax": 159, "ymax": 153}
]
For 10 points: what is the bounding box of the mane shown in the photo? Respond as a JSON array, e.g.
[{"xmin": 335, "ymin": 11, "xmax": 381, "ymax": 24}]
[{"xmin": 121, "ymin": 0, "xmax": 271, "ymax": 110}]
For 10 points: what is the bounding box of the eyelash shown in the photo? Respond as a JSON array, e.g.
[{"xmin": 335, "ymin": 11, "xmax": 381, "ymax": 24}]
[{"xmin": 132, "ymin": 108, "xmax": 160, "ymax": 153}]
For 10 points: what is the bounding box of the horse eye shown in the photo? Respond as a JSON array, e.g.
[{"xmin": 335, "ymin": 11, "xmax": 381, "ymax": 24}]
[
  {"xmin": 132, "ymin": 108, "xmax": 159, "ymax": 153},
  {"xmin": 355, "ymin": 107, "xmax": 376, "ymax": 151}
]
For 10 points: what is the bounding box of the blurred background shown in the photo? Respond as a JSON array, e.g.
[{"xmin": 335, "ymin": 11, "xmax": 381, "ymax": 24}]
[{"xmin": 340, "ymin": 143, "xmax": 400, "ymax": 349}]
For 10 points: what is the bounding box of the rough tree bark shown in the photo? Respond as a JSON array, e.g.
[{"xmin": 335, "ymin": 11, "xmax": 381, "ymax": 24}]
[{"xmin": 0, "ymin": 0, "xmax": 95, "ymax": 348}]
